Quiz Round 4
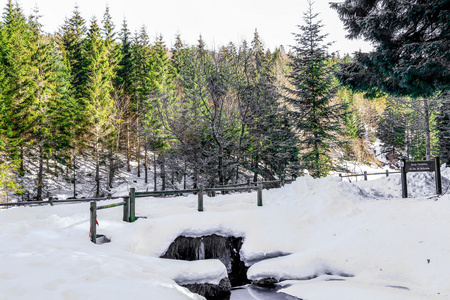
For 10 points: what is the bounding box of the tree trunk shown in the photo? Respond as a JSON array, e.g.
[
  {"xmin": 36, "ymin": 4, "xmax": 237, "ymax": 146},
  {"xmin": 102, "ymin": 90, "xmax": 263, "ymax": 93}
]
[
  {"xmin": 193, "ymin": 153, "xmax": 199, "ymax": 189},
  {"xmin": 253, "ymin": 157, "xmax": 259, "ymax": 182},
  {"xmin": 136, "ymin": 117, "xmax": 141, "ymax": 178},
  {"xmin": 126, "ymin": 121, "xmax": 131, "ymax": 172},
  {"xmin": 424, "ymin": 98, "xmax": 432, "ymax": 160},
  {"xmin": 153, "ymin": 153, "xmax": 157, "ymax": 191},
  {"xmin": 171, "ymin": 163, "xmax": 175, "ymax": 186},
  {"xmin": 161, "ymin": 155, "xmax": 166, "ymax": 191},
  {"xmin": 108, "ymin": 146, "xmax": 114, "ymax": 189},
  {"xmin": 218, "ymin": 147, "xmax": 224, "ymax": 186},
  {"xmin": 95, "ymin": 140, "xmax": 100, "ymax": 198},
  {"xmin": 54, "ymin": 157, "xmax": 58, "ymax": 178},
  {"xmin": 72, "ymin": 147, "xmax": 77, "ymax": 198},
  {"xmin": 144, "ymin": 135, "xmax": 148, "ymax": 184},
  {"xmin": 183, "ymin": 158, "xmax": 187, "ymax": 190},
  {"xmin": 36, "ymin": 146, "xmax": 44, "ymax": 201},
  {"xmin": 19, "ymin": 146, "xmax": 24, "ymax": 176}
]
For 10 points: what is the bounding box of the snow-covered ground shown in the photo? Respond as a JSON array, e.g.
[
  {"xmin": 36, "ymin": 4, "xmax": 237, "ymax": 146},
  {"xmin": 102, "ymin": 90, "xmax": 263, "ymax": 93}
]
[{"xmin": 1, "ymin": 167, "xmax": 450, "ymax": 300}]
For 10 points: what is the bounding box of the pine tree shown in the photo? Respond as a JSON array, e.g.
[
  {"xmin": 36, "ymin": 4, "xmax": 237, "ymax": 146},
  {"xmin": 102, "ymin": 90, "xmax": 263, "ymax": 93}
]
[
  {"xmin": 58, "ymin": 6, "xmax": 87, "ymax": 102},
  {"xmin": 0, "ymin": 18, "xmax": 18, "ymax": 200},
  {"xmin": 1, "ymin": 0, "xmax": 36, "ymax": 177},
  {"xmin": 145, "ymin": 35, "xmax": 175, "ymax": 187},
  {"xmin": 285, "ymin": 1, "xmax": 347, "ymax": 177},
  {"xmin": 101, "ymin": 6, "xmax": 121, "ymax": 70},
  {"xmin": 128, "ymin": 25, "xmax": 153, "ymax": 178},
  {"xmin": 438, "ymin": 96, "xmax": 450, "ymax": 164},
  {"xmin": 57, "ymin": 6, "xmax": 90, "ymax": 197},
  {"xmin": 332, "ymin": 0, "xmax": 450, "ymax": 163},
  {"xmin": 83, "ymin": 18, "xmax": 116, "ymax": 197},
  {"xmin": 28, "ymin": 9, "xmax": 69, "ymax": 200}
]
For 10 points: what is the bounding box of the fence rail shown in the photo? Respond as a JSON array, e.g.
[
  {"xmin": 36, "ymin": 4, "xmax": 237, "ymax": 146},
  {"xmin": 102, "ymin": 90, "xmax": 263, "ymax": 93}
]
[
  {"xmin": 0, "ymin": 179, "xmax": 294, "ymax": 244},
  {"xmin": 339, "ymin": 170, "xmax": 401, "ymax": 181},
  {"xmin": 0, "ymin": 179, "xmax": 293, "ymax": 208},
  {"xmin": 0, "ymin": 195, "xmax": 122, "ymax": 207}
]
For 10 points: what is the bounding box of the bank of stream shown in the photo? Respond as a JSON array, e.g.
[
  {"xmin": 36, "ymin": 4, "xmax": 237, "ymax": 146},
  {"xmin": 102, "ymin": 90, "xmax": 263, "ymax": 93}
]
[
  {"xmin": 213, "ymin": 285, "xmax": 300, "ymax": 300},
  {"xmin": 161, "ymin": 234, "xmax": 302, "ymax": 299}
]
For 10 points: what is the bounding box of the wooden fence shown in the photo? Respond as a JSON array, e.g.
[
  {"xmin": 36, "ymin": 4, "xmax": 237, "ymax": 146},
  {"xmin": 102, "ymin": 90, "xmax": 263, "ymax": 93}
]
[
  {"xmin": 89, "ymin": 180, "xmax": 294, "ymax": 244},
  {"xmin": 0, "ymin": 179, "xmax": 294, "ymax": 208},
  {"xmin": 339, "ymin": 170, "xmax": 401, "ymax": 181},
  {"xmin": 0, "ymin": 179, "xmax": 294, "ymax": 244}
]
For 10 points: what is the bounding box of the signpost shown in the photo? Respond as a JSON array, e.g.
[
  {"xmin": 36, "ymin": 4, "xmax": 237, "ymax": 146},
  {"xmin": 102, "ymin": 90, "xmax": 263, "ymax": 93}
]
[{"xmin": 401, "ymin": 157, "xmax": 442, "ymax": 198}]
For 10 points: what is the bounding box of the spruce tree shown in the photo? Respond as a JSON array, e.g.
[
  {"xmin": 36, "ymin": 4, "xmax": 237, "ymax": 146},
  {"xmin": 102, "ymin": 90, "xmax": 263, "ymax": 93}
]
[
  {"xmin": 83, "ymin": 18, "xmax": 116, "ymax": 197},
  {"xmin": 28, "ymin": 10, "xmax": 67, "ymax": 200},
  {"xmin": 1, "ymin": 0, "xmax": 35, "ymax": 176},
  {"xmin": 145, "ymin": 35, "xmax": 175, "ymax": 186},
  {"xmin": 286, "ymin": 1, "xmax": 346, "ymax": 177},
  {"xmin": 115, "ymin": 19, "xmax": 133, "ymax": 93},
  {"xmin": 58, "ymin": 6, "xmax": 87, "ymax": 102},
  {"xmin": 332, "ymin": 0, "xmax": 450, "ymax": 163},
  {"xmin": 128, "ymin": 25, "xmax": 153, "ymax": 178},
  {"xmin": 58, "ymin": 6, "xmax": 89, "ymax": 197}
]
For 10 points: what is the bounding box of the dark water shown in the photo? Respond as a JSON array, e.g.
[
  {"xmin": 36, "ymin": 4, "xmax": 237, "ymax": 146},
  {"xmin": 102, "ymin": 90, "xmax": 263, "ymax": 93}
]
[{"xmin": 209, "ymin": 285, "xmax": 301, "ymax": 300}]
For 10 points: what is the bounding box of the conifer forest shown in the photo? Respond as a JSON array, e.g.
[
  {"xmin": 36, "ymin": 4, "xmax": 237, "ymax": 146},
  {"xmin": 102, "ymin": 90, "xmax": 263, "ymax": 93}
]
[{"xmin": 0, "ymin": 0, "xmax": 449, "ymax": 201}]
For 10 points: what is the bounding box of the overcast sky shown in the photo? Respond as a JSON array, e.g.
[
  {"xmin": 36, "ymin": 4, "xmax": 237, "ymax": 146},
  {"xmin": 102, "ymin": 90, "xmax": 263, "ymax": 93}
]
[{"xmin": 14, "ymin": 0, "xmax": 372, "ymax": 55}]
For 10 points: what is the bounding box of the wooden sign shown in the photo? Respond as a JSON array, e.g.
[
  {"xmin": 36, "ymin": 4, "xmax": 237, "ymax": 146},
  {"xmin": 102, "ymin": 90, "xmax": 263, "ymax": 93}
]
[
  {"xmin": 405, "ymin": 161, "xmax": 435, "ymax": 173},
  {"xmin": 401, "ymin": 157, "xmax": 442, "ymax": 198}
]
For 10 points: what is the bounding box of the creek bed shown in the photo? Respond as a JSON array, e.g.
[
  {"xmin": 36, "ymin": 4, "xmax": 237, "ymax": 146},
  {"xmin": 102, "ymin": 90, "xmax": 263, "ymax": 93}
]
[{"xmin": 209, "ymin": 285, "xmax": 301, "ymax": 300}]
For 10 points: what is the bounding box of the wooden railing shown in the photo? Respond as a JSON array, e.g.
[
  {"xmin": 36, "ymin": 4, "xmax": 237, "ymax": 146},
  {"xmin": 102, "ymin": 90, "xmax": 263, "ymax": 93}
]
[
  {"xmin": 0, "ymin": 179, "xmax": 295, "ymax": 244},
  {"xmin": 0, "ymin": 195, "xmax": 123, "ymax": 208},
  {"xmin": 0, "ymin": 179, "xmax": 294, "ymax": 208},
  {"xmin": 339, "ymin": 170, "xmax": 401, "ymax": 181}
]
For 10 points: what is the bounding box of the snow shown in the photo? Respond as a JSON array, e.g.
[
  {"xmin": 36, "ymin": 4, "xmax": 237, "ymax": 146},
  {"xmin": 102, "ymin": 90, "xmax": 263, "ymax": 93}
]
[{"xmin": 1, "ymin": 167, "xmax": 450, "ymax": 300}]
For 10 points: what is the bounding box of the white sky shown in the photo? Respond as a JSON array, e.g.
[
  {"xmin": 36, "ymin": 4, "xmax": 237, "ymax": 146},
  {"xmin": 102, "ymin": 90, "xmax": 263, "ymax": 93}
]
[{"xmin": 14, "ymin": 0, "xmax": 372, "ymax": 55}]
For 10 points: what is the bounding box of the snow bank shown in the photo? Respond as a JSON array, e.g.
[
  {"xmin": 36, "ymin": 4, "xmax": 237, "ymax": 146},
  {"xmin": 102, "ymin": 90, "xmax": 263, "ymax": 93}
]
[{"xmin": 1, "ymin": 168, "xmax": 450, "ymax": 299}]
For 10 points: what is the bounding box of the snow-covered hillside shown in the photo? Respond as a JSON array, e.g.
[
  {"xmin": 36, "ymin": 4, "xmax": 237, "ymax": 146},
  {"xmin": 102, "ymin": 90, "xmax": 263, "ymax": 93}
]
[{"xmin": 1, "ymin": 168, "xmax": 450, "ymax": 300}]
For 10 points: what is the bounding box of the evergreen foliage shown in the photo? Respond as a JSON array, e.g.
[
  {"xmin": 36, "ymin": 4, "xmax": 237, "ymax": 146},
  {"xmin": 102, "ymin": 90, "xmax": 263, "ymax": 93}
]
[
  {"xmin": 83, "ymin": 17, "xmax": 117, "ymax": 197},
  {"xmin": 5, "ymin": 0, "xmax": 433, "ymax": 199},
  {"xmin": 332, "ymin": 0, "xmax": 450, "ymax": 163},
  {"xmin": 285, "ymin": 1, "xmax": 347, "ymax": 177}
]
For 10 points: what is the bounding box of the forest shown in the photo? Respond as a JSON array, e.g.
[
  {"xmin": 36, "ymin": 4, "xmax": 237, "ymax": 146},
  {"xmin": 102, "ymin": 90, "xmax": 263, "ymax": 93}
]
[{"xmin": 0, "ymin": 0, "xmax": 449, "ymax": 201}]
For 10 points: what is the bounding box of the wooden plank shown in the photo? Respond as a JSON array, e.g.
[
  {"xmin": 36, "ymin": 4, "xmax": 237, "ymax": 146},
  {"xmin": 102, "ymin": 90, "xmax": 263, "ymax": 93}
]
[
  {"xmin": 123, "ymin": 197, "xmax": 130, "ymax": 222},
  {"xmin": 90, "ymin": 202, "xmax": 97, "ymax": 244},
  {"xmin": 129, "ymin": 188, "xmax": 136, "ymax": 222},
  {"xmin": 257, "ymin": 182, "xmax": 263, "ymax": 206},
  {"xmin": 204, "ymin": 186, "xmax": 257, "ymax": 193},
  {"xmin": 97, "ymin": 202, "xmax": 125, "ymax": 210},
  {"xmin": 135, "ymin": 189, "xmax": 199, "ymax": 197},
  {"xmin": 198, "ymin": 185, "xmax": 204, "ymax": 212},
  {"xmin": 405, "ymin": 160, "xmax": 435, "ymax": 173},
  {"xmin": 435, "ymin": 157, "xmax": 442, "ymax": 195}
]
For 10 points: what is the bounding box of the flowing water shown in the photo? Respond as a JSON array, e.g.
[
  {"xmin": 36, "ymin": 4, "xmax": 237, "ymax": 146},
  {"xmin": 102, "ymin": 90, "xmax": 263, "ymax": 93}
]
[{"xmin": 210, "ymin": 285, "xmax": 301, "ymax": 300}]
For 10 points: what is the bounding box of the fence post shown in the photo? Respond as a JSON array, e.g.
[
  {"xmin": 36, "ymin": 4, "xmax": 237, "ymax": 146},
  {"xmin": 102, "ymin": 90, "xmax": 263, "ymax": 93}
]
[
  {"xmin": 435, "ymin": 157, "xmax": 442, "ymax": 195},
  {"xmin": 123, "ymin": 196, "xmax": 130, "ymax": 222},
  {"xmin": 386, "ymin": 170, "xmax": 389, "ymax": 177},
  {"xmin": 281, "ymin": 177, "xmax": 285, "ymax": 187},
  {"xmin": 401, "ymin": 159, "xmax": 408, "ymax": 198},
  {"xmin": 198, "ymin": 185, "xmax": 204, "ymax": 212},
  {"xmin": 90, "ymin": 201, "xmax": 97, "ymax": 244},
  {"xmin": 364, "ymin": 171, "xmax": 368, "ymax": 181},
  {"xmin": 339, "ymin": 174, "xmax": 342, "ymax": 181},
  {"xmin": 257, "ymin": 181, "xmax": 263, "ymax": 207},
  {"xmin": 129, "ymin": 188, "xmax": 136, "ymax": 222}
]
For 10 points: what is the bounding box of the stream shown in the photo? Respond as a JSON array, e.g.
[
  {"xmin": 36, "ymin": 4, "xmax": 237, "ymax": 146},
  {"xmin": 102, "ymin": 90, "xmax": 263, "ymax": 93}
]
[{"xmin": 211, "ymin": 285, "xmax": 301, "ymax": 300}]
